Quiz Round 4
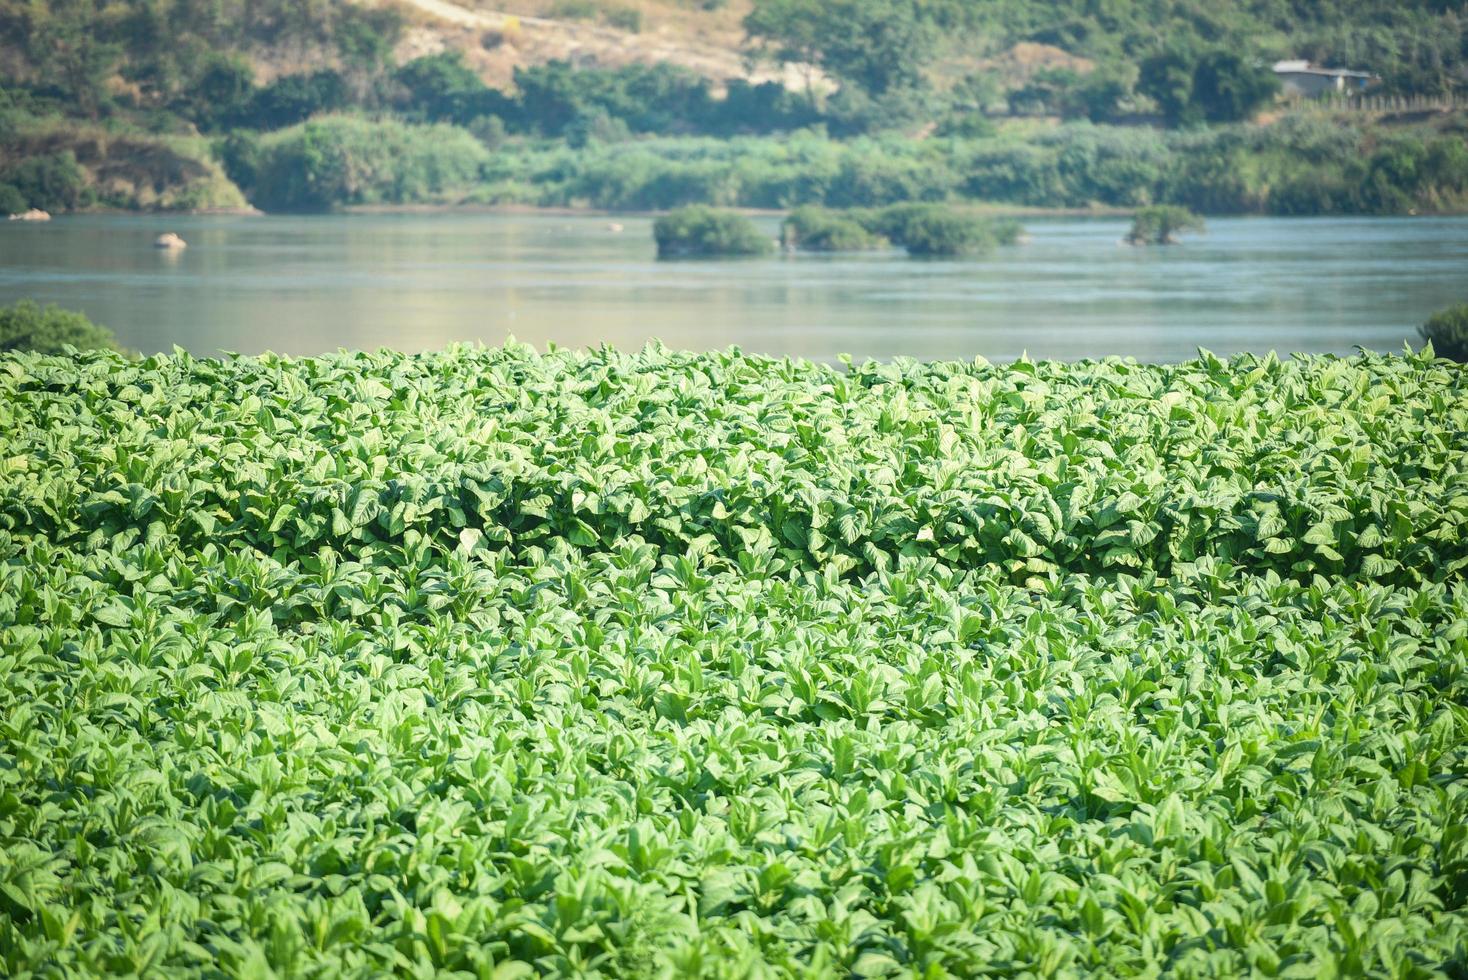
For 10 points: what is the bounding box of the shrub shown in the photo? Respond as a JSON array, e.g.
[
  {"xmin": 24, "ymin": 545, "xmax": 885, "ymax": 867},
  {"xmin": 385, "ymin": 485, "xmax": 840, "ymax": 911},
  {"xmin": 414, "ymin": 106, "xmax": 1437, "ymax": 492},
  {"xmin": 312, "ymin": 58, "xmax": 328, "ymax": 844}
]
[
  {"xmin": 393, "ymin": 52, "xmax": 506, "ymax": 125},
  {"xmin": 653, "ymin": 206, "xmax": 773, "ymax": 258},
  {"xmin": 0, "ymin": 301, "xmax": 120, "ymax": 354},
  {"xmin": 990, "ymin": 218, "xmax": 1023, "ymax": 246},
  {"xmin": 936, "ymin": 113, "xmax": 997, "ymax": 139},
  {"xmin": 605, "ymin": 6, "xmax": 642, "ymax": 31},
  {"xmin": 1, "ymin": 151, "xmax": 88, "ymax": 212},
  {"xmin": 861, "ymin": 203, "xmax": 1010, "ymax": 257},
  {"xmin": 780, "ymin": 206, "xmax": 886, "ymax": 251},
  {"xmin": 548, "ymin": 0, "xmax": 597, "ymax": 19},
  {"xmin": 468, "ymin": 114, "xmax": 508, "ymax": 150},
  {"xmin": 239, "ymin": 70, "xmax": 348, "ymax": 130},
  {"xmin": 245, "ymin": 116, "xmax": 490, "ymax": 211},
  {"xmin": 0, "ymin": 183, "xmax": 26, "ymax": 214},
  {"xmin": 893, "ymin": 208, "xmax": 994, "ymax": 257},
  {"xmin": 1420, "ymin": 304, "xmax": 1468, "ymax": 361},
  {"xmin": 1127, "ymin": 204, "xmax": 1204, "ymax": 244}
]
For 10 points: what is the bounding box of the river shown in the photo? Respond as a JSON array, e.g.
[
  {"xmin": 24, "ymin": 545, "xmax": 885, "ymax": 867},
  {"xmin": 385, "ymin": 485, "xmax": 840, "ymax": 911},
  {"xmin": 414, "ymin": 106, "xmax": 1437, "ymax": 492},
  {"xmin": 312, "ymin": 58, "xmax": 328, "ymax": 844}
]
[{"xmin": 2, "ymin": 212, "xmax": 1464, "ymax": 362}]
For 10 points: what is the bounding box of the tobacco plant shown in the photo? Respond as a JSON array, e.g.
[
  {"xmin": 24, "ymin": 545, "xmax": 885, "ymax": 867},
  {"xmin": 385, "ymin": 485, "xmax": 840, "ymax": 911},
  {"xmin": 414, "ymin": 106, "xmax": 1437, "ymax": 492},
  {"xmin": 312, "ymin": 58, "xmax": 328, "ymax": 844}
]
[{"xmin": 0, "ymin": 344, "xmax": 1466, "ymax": 977}]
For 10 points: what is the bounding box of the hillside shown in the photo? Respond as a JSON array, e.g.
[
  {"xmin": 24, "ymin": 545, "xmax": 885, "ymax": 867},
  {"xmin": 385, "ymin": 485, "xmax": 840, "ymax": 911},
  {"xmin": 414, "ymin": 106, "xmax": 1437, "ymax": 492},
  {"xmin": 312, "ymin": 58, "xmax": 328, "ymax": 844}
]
[
  {"xmin": 384, "ymin": 0, "xmax": 819, "ymax": 91},
  {"xmin": 0, "ymin": 0, "xmax": 1463, "ymax": 217}
]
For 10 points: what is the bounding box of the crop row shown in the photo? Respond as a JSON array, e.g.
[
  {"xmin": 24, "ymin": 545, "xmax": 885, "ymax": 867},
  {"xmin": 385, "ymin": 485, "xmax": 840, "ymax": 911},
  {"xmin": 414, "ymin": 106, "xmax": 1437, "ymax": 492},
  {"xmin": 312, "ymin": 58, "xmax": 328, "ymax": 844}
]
[
  {"xmin": 1, "ymin": 345, "xmax": 1466, "ymax": 976},
  {"xmin": 2, "ymin": 347, "xmax": 1465, "ymax": 590}
]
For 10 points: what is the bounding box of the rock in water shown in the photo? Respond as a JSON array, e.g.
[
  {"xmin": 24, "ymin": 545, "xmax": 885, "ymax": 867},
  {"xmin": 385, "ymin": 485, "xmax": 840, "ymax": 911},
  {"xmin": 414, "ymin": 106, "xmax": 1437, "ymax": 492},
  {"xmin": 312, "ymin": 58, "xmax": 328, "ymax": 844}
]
[
  {"xmin": 8, "ymin": 208, "xmax": 50, "ymax": 221},
  {"xmin": 155, "ymin": 232, "xmax": 187, "ymax": 249}
]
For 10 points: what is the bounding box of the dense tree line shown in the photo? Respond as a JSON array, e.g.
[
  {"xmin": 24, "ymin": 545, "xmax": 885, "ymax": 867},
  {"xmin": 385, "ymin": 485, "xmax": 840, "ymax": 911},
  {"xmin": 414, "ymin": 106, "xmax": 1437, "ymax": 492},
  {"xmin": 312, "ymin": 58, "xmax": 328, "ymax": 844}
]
[
  {"xmin": 212, "ymin": 113, "xmax": 1468, "ymax": 216},
  {"xmin": 0, "ymin": 0, "xmax": 1463, "ymax": 217},
  {"xmin": 2, "ymin": 0, "xmax": 1463, "ymax": 142},
  {"xmin": 744, "ymin": 0, "xmax": 1467, "ymax": 125},
  {"xmin": 0, "ymin": 0, "xmax": 403, "ymax": 120}
]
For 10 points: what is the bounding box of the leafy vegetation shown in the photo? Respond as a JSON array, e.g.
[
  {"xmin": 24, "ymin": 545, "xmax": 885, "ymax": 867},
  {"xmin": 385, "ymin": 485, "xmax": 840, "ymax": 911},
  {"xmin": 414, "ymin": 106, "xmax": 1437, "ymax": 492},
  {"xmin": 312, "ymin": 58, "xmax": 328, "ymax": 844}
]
[
  {"xmin": 466, "ymin": 119, "xmax": 1468, "ymax": 217},
  {"xmin": 653, "ymin": 206, "xmax": 774, "ymax": 258},
  {"xmin": 1127, "ymin": 205, "xmax": 1205, "ymax": 244},
  {"xmin": 1138, "ymin": 49, "xmax": 1281, "ymax": 127},
  {"xmin": 0, "ymin": 2, "xmax": 1464, "ymax": 215},
  {"xmin": 780, "ymin": 205, "xmax": 887, "ymax": 251},
  {"xmin": 3, "ymin": 0, "xmax": 1464, "ymax": 141},
  {"xmin": 863, "ymin": 204, "xmax": 1021, "ymax": 257},
  {"xmin": 0, "ymin": 182, "xmax": 25, "ymax": 214},
  {"xmin": 780, "ymin": 205, "xmax": 1024, "ymax": 257},
  {"xmin": 1, "ymin": 343, "xmax": 1467, "ymax": 975},
  {"xmin": 1421, "ymin": 303, "xmax": 1468, "ymax": 361},
  {"xmin": 0, "ymin": 113, "xmax": 250, "ymax": 212},
  {"xmin": 227, "ymin": 115, "xmax": 491, "ymax": 213},
  {"xmin": 0, "ymin": 0, "xmax": 404, "ymax": 122},
  {"xmin": 744, "ymin": 0, "xmax": 1467, "ymax": 125},
  {"xmin": 0, "ymin": 300, "xmax": 120, "ymax": 353}
]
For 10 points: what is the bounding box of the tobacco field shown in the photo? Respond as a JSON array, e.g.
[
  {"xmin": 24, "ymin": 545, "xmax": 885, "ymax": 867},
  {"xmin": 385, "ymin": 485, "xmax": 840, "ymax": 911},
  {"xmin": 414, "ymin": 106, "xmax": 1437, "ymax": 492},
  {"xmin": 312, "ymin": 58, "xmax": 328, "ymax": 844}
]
[{"xmin": 1, "ymin": 344, "xmax": 1466, "ymax": 977}]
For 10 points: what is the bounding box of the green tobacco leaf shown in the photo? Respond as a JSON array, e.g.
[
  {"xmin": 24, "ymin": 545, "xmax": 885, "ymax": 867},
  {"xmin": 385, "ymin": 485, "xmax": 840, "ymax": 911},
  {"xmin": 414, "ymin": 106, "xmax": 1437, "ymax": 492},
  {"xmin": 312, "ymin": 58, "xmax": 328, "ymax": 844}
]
[{"xmin": 0, "ymin": 344, "xmax": 1465, "ymax": 977}]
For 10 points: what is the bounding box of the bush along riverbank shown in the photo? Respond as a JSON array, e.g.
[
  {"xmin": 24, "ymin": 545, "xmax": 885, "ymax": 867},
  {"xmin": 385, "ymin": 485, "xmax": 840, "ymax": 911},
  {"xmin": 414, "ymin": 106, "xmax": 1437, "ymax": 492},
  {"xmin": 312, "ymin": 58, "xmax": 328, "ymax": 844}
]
[
  {"xmin": 6, "ymin": 109, "xmax": 1467, "ymax": 217},
  {"xmin": 230, "ymin": 114, "xmax": 1468, "ymax": 216}
]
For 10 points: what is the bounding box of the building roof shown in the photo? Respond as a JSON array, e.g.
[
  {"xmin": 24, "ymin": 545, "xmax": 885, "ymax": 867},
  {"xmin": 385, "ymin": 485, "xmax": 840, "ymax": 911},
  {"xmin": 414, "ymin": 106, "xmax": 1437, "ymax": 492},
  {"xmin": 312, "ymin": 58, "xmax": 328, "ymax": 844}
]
[{"xmin": 1273, "ymin": 60, "xmax": 1374, "ymax": 79}]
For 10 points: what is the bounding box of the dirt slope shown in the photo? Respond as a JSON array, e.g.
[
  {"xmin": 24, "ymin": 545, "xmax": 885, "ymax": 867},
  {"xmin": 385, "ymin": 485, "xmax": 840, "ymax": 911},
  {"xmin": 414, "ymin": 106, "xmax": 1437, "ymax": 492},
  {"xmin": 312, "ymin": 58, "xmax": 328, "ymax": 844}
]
[{"xmin": 379, "ymin": 0, "xmax": 818, "ymax": 91}]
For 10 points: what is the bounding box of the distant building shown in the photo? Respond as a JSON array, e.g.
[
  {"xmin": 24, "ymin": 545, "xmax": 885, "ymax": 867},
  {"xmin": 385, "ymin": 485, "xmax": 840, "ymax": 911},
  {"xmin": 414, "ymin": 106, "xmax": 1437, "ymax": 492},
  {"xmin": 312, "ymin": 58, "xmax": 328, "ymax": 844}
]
[{"xmin": 1273, "ymin": 60, "xmax": 1377, "ymax": 98}]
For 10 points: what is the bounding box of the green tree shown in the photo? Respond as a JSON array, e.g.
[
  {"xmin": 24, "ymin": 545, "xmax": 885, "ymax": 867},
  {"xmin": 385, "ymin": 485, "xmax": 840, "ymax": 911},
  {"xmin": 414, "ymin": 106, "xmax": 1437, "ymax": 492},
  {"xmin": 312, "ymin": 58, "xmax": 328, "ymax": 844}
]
[
  {"xmin": 744, "ymin": 0, "xmax": 936, "ymax": 97},
  {"xmin": 1, "ymin": 151, "xmax": 88, "ymax": 212},
  {"xmin": 336, "ymin": 6, "xmax": 403, "ymax": 72},
  {"xmin": 182, "ymin": 53, "xmax": 256, "ymax": 130},
  {"xmin": 0, "ymin": 183, "xmax": 25, "ymax": 213},
  {"xmin": 394, "ymin": 52, "xmax": 491, "ymax": 124},
  {"xmin": 28, "ymin": 0, "xmax": 121, "ymax": 118},
  {"xmin": 1139, "ymin": 49, "xmax": 1200, "ymax": 126},
  {"xmin": 1192, "ymin": 51, "xmax": 1278, "ymax": 123},
  {"xmin": 244, "ymin": 71, "xmax": 348, "ymax": 130},
  {"xmin": 1141, "ymin": 48, "xmax": 1278, "ymax": 125}
]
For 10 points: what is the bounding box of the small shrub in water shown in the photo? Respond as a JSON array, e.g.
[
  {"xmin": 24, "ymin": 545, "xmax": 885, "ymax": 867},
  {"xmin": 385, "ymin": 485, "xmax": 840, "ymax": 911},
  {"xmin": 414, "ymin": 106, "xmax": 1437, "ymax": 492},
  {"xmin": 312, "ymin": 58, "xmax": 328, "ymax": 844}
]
[
  {"xmin": 781, "ymin": 206, "xmax": 887, "ymax": 251},
  {"xmin": 865, "ymin": 204, "xmax": 1000, "ymax": 257},
  {"xmin": 1128, "ymin": 204, "xmax": 1204, "ymax": 244},
  {"xmin": 654, "ymin": 206, "xmax": 773, "ymax": 258}
]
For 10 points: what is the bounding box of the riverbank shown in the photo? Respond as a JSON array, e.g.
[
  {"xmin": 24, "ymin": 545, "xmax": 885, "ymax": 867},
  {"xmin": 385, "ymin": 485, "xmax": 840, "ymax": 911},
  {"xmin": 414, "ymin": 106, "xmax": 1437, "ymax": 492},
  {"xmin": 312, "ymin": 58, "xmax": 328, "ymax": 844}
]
[{"xmin": 7, "ymin": 110, "xmax": 1467, "ymax": 219}]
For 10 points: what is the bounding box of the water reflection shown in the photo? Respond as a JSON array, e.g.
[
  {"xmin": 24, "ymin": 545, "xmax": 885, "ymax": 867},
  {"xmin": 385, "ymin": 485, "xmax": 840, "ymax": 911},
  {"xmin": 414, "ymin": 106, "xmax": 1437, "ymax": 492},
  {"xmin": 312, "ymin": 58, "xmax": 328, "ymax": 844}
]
[{"xmin": 0, "ymin": 212, "xmax": 1463, "ymax": 361}]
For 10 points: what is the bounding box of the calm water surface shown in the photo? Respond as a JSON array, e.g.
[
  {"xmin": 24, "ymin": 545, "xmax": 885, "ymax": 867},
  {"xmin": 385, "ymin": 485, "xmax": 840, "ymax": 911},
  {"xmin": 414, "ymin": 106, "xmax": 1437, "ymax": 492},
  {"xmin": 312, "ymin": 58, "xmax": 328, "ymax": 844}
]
[{"xmin": 1, "ymin": 213, "xmax": 1464, "ymax": 361}]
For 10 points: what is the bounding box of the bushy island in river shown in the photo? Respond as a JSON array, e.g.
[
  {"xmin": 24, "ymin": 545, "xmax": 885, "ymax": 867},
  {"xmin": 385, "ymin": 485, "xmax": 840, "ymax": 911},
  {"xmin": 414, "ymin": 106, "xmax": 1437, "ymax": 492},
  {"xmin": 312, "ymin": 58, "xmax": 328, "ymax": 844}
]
[
  {"xmin": 2, "ymin": 340, "xmax": 1468, "ymax": 975},
  {"xmin": 653, "ymin": 207, "xmax": 775, "ymax": 259},
  {"xmin": 782, "ymin": 205, "xmax": 1023, "ymax": 257},
  {"xmin": 652, "ymin": 204, "xmax": 1025, "ymax": 259},
  {"xmin": 1126, "ymin": 205, "xmax": 1205, "ymax": 245},
  {"xmin": 1, "ymin": 0, "xmax": 1466, "ymax": 217}
]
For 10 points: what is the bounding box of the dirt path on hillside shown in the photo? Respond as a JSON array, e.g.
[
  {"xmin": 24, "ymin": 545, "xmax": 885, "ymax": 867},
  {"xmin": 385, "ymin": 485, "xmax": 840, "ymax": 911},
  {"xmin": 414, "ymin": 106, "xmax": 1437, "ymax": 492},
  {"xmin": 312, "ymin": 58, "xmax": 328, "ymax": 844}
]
[{"xmin": 390, "ymin": 0, "xmax": 817, "ymax": 90}]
